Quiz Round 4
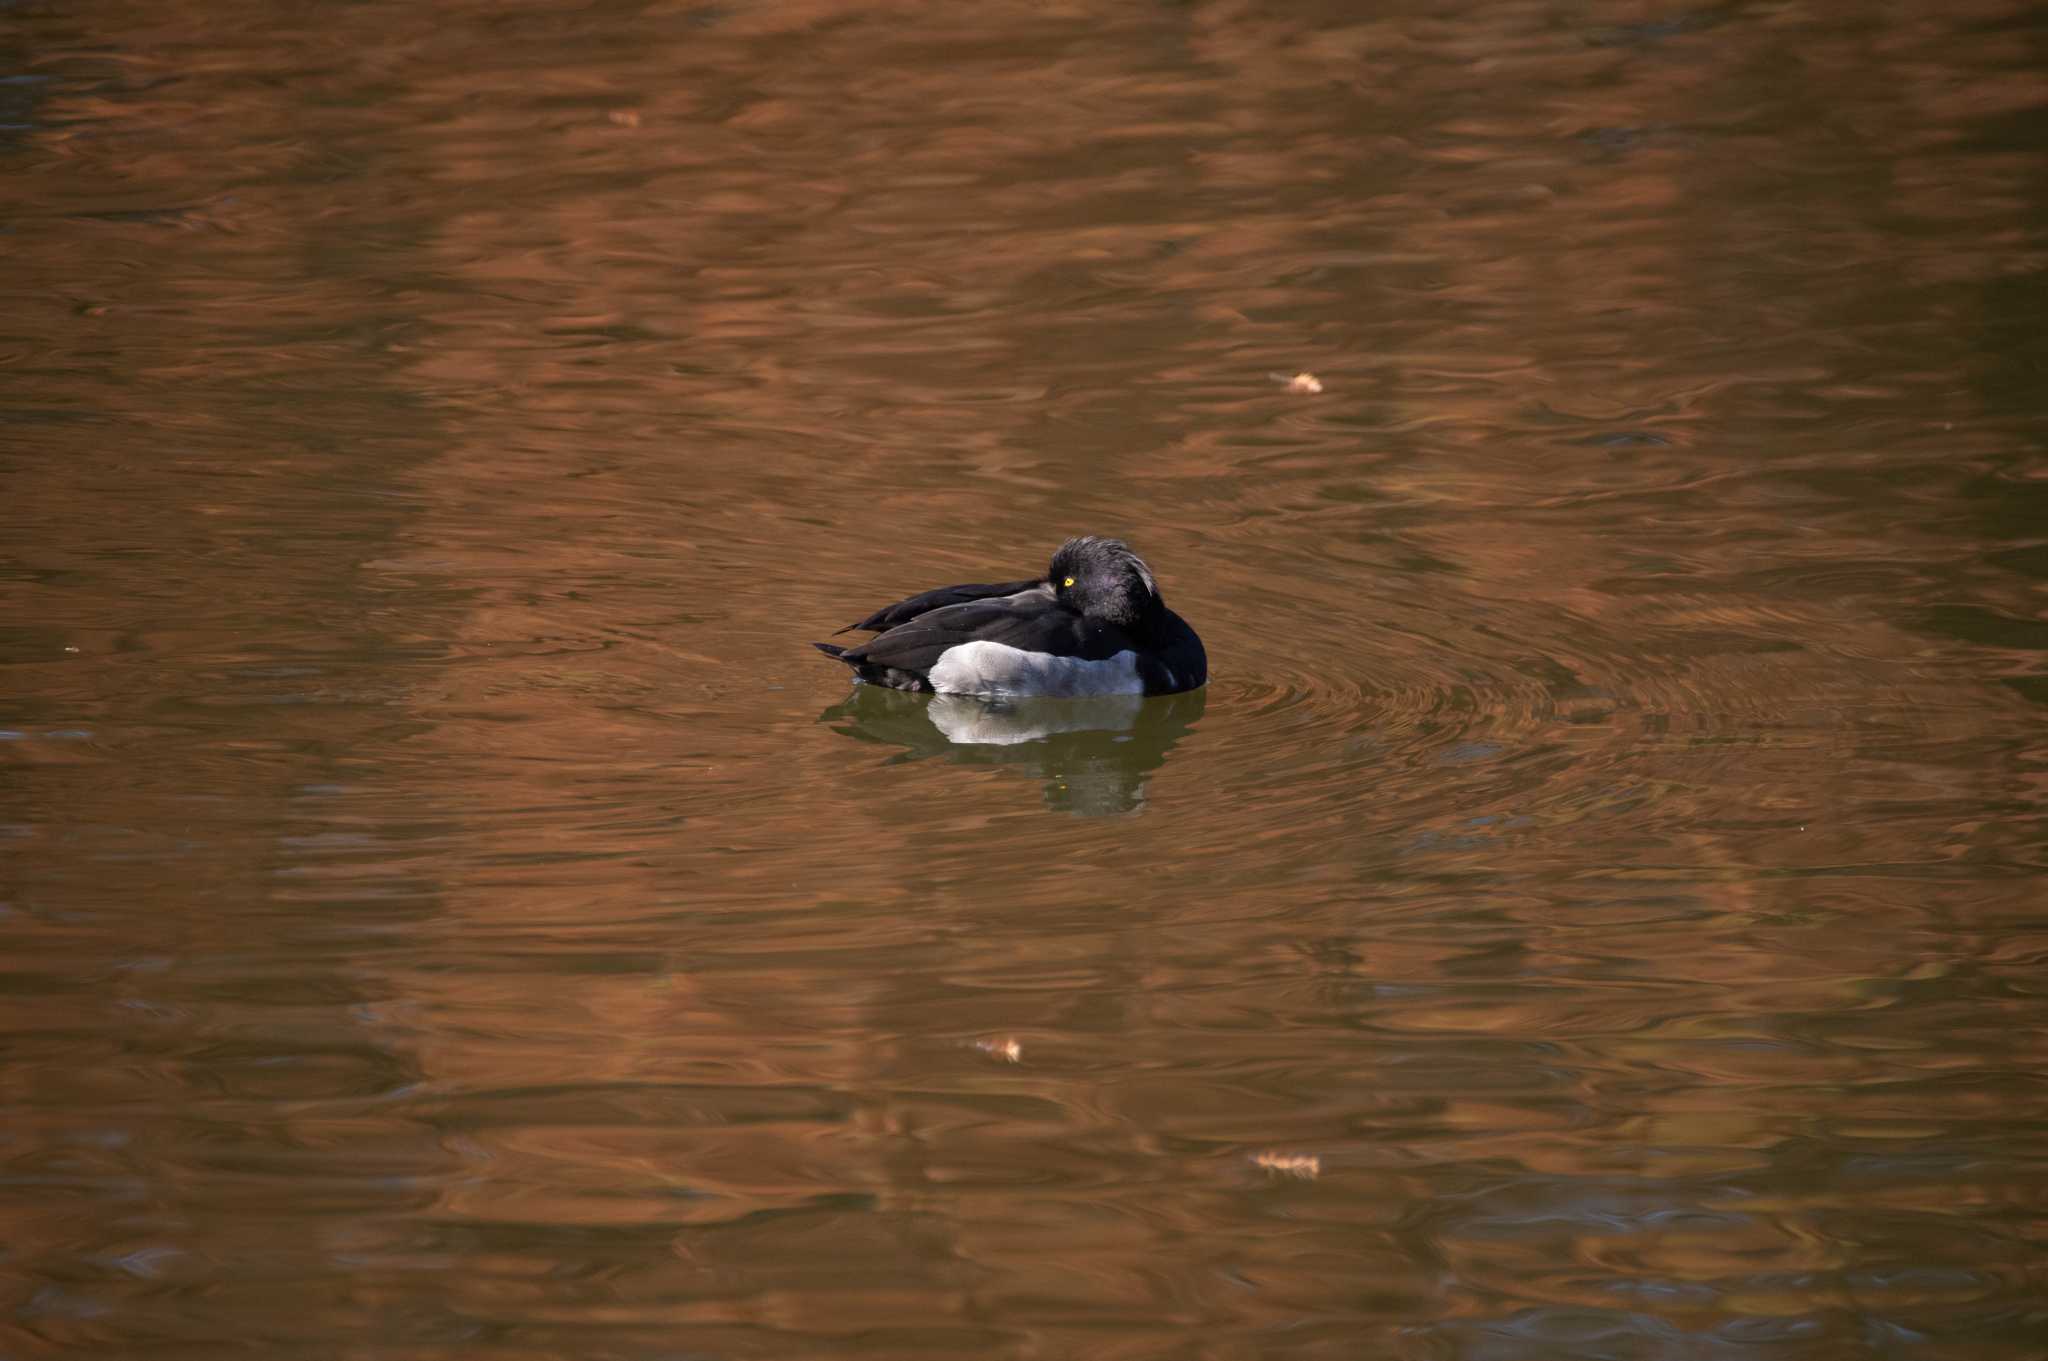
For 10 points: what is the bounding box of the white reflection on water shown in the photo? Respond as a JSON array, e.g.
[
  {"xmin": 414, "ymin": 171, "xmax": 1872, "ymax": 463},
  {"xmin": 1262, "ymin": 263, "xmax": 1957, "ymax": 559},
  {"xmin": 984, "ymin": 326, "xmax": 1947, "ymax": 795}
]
[{"xmin": 821, "ymin": 685, "xmax": 1207, "ymax": 816}]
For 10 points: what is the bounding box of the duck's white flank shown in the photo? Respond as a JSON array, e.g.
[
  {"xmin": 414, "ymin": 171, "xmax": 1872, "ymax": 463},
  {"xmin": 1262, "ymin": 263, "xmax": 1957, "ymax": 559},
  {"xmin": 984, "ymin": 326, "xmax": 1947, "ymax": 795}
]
[{"xmin": 927, "ymin": 640, "xmax": 1145, "ymax": 698}]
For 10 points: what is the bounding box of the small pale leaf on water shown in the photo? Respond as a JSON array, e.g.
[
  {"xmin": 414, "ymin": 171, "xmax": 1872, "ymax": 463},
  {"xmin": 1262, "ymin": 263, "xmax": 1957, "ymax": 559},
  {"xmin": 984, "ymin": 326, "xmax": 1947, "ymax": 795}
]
[
  {"xmin": 1268, "ymin": 371, "xmax": 1324, "ymax": 394},
  {"xmin": 1251, "ymin": 1151, "xmax": 1321, "ymax": 1179},
  {"xmin": 975, "ymin": 1036, "xmax": 1023, "ymax": 1063}
]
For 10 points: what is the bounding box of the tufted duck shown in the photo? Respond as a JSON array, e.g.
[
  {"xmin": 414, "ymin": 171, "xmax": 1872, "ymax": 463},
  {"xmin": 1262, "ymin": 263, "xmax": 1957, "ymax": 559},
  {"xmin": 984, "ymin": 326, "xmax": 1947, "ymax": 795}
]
[{"xmin": 814, "ymin": 536, "xmax": 1206, "ymax": 698}]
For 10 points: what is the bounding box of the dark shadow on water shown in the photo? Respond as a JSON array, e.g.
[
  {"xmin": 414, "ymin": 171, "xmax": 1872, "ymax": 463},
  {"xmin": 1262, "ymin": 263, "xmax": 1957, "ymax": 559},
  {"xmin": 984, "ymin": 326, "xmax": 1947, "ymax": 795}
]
[{"xmin": 820, "ymin": 685, "xmax": 1207, "ymax": 817}]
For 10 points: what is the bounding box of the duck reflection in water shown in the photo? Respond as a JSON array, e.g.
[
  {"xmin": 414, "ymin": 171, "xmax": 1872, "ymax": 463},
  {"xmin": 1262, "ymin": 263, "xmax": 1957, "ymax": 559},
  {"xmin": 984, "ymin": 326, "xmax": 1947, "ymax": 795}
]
[{"xmin": 819, "ymin": 685, "xmax": 1206, "ymax": 817}]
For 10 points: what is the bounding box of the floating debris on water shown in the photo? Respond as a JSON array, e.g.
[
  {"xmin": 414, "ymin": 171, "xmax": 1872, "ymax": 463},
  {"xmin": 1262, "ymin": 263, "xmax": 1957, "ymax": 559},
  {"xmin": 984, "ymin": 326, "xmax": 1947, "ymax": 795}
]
[
  {"xmin": 1269, "ymin": 371, "xmax": 1324, "ymax": 394},
  {"xmin": 975, "ymin": 1036, "xmax": 1023, "ymax": 1063},
  {"xmin": 1251, "ymin": 1151, "xmax": 1321, "ymax": 1179}
]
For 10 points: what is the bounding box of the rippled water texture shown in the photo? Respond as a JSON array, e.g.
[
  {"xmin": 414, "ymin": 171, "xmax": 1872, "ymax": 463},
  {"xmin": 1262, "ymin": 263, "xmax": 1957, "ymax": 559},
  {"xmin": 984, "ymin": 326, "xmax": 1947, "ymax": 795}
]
[{"xmin": 6, "ymin": 2, "xmax": 2047, "ymax": 1357}]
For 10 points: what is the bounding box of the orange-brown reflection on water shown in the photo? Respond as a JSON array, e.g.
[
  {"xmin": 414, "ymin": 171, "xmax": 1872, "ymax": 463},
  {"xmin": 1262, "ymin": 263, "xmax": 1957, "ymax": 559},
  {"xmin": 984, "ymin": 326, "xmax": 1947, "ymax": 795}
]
[{"xmin": 4, "ymin": 0, "xmax": 2046, "ymax": 1357}]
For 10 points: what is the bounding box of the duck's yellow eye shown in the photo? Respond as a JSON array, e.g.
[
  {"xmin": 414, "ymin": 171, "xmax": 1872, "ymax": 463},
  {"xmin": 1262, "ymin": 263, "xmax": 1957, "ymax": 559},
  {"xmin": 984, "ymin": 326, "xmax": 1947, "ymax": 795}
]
[{"xmin": 1062, "ymin": 576, "xmax": 1076, "ymax": 588}]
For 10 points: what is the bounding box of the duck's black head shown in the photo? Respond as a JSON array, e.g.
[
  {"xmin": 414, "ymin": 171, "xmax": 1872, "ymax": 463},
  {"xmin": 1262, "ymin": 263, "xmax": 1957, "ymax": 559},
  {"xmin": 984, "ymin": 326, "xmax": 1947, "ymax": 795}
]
[{"xmin": 1048, "ymin": 536, "xmax": 1161, "ymax": 627}]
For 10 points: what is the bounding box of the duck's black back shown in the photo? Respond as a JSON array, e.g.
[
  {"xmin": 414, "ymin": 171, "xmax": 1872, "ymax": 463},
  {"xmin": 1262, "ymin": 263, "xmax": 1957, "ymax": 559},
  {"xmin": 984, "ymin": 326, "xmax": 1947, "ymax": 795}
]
[
  {"xmin": 840, "ymin": 578, "xmax": 1044, "ymax": 635},
  {"xmin": 830, "ymin": 591, "xmax": 1129, "ymax": 680}
]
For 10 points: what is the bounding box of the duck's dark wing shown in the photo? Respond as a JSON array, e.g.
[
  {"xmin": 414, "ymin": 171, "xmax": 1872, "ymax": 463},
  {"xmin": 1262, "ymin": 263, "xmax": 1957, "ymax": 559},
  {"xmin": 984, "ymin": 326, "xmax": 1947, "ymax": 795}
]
[
  {"xmin": 840, "ymin": 578, "xmax": 1046, "ymax": 634},
  {"xmin": 831, "ymin": 595, "xmax": 1131, "ymax": 678}
]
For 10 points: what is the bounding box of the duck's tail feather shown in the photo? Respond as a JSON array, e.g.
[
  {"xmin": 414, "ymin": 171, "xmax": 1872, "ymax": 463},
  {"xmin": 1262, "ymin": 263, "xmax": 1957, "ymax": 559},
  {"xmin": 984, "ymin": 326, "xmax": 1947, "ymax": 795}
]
[{"xmin": 813, "ymin": 641, "xmax": 851, "ymax": 661}]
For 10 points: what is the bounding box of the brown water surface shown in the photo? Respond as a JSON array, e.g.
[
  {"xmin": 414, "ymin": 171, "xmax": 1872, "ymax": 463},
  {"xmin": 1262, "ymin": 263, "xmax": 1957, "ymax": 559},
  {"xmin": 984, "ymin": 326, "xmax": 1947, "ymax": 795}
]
[{"xmin": 5, "ymin": 2, "xmax": 2047, "ymax": 1357}]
